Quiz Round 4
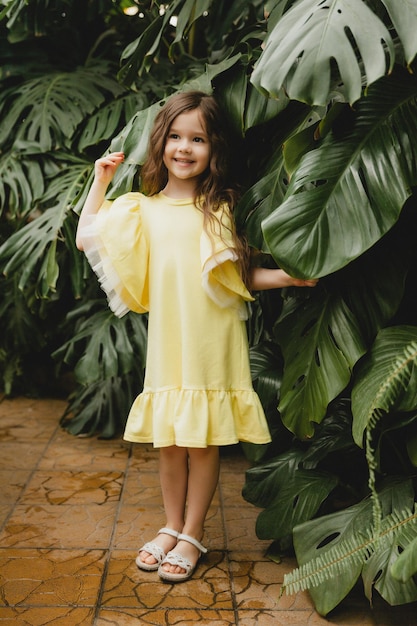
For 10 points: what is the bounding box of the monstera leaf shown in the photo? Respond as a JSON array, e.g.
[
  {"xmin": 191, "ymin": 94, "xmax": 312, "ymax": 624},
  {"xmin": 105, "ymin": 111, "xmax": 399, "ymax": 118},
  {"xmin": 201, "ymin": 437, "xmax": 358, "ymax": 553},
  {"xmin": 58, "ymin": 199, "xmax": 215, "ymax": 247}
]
[
  {"xmin": 0, "ymin": 158, "xmax": 89, "ymax": 296},
  {"xmin": 284, "ymin": 479, "xmax": 417, "ymax": 615},
  {"xmin": 275, "ymin": 288, "xmax": 366, "ymax": 438},
  {"xmin": 78, "ymin": 92, "xmax": 148, "ymax": 152},
  {"xmin": 275, "ymin": 207, "xmax": 413, "ymax": 440},
  {"xmin": 381, "ymin": 0, "xmax": 417, "ymax": 65},
  {"xmin": 0, "ymin": 64, "xmax": 125, "ymax": 151},
  {"xmin": 243, "ymin": 449, "xmax": 338, "ymax": 539},
  {"xmin": 0, "ymin": 152, "xmax": 44, "ymax": 218},
  {"xmin": 55, "ymin": 307, "xmax": 147, "ymax": 384},
  {"xmin": 262, "ymin": 69, "xmax": 417, "ymax": 279},
  {"xmin": 235, "ymin": 102, "xmax": 314, "ymax": 249},
  {"xmin": 252, "ymin": 0, "xmax": 395, "ymax": 106}
]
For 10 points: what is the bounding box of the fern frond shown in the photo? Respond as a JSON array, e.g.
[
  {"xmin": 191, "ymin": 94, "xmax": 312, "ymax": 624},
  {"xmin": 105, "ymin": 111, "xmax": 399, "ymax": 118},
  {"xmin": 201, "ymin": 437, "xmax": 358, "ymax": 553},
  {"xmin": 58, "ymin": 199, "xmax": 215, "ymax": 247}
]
[
  {"xmin": 282, "ymin": 507, "xmax": 417, "ymax": 596},
  {"xmin": 370, "ymin": 340, "xmax": 417, "ymax": 423},
  {"xmin": 360, "ymin": 338, "xmax": 417, "ymax": 536},
  {"xmin": 352, "ymin": 330, "xmax": 417, "ymax": 447}
]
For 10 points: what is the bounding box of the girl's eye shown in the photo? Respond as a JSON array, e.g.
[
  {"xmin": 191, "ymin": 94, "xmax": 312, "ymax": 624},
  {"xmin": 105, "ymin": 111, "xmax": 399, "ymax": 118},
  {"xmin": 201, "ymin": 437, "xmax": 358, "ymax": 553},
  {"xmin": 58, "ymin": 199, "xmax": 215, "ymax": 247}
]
[
  {"xmin": 169, "ymin": 133, "xmax": 179, "ymax": 139},
  {"xmin": 193, "ymin": 137, "xmax": 204, "ymax": 143}
]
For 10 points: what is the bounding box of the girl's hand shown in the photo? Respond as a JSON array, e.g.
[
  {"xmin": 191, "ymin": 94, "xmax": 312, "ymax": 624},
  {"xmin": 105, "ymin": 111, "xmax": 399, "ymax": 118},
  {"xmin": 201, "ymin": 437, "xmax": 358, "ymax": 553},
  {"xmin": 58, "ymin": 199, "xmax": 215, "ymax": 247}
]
[
  {"xmin": 94, "ymin": 152, "xmax": 125, "ymax": 185},
  {"xmin": 250, "ymin": 267, "xmax": 319, "ymax": 291},
  {"xmin": 290, "ymin": 277, "xmax": 319, "ymax": 288},
  {"xmin": 76, "ymin": 152, "xmax": 125, "ymax": 251}
]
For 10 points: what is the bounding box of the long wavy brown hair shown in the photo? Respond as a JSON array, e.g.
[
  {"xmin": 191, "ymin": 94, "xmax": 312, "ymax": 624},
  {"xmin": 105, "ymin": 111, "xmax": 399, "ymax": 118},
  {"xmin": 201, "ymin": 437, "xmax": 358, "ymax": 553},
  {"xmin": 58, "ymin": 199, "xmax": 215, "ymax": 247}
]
[{"xmin": 140, "ymin": 90, "xmax": 250, "ymax": 286}]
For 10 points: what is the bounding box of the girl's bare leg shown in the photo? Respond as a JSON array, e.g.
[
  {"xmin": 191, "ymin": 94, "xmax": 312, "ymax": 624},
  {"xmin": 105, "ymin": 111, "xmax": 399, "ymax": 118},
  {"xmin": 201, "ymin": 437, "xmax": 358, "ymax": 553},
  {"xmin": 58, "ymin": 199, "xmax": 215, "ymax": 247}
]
[
  {"xmin": 138, "ymin": 445, "xmax": 188, "ymax": 566},
  {"xmin": 161, "ymin": 446, "xmax": 220, "ymax": 574}
]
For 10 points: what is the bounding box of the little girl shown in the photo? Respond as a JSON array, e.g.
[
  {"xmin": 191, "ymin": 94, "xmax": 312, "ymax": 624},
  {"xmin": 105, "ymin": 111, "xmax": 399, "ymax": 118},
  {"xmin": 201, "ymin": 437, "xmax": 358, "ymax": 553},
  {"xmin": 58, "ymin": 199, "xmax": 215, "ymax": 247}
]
[{"xmin": 76, "ymin": 90, "xmax": 317, "ymax": 583}]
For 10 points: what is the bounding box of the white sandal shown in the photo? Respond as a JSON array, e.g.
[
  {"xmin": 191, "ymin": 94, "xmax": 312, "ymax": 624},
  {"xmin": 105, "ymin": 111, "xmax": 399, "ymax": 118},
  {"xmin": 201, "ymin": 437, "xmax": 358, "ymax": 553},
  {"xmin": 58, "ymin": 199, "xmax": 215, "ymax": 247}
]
[
  {"xmin": 158, "ymin": 533, "xmax": 207, "ymax": 582},
  {"xmin": 135, "ymin": 527, "xmax": 180, "ymax": 571}
]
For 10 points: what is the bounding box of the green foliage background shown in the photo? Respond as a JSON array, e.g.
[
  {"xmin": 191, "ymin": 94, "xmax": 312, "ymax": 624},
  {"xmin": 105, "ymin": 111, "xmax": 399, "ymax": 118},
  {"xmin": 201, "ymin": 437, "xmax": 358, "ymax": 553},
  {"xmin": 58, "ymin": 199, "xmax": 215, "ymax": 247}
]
[{"xmin": 1, "ymin": 0, "xmax": 417, "ymax": 615}]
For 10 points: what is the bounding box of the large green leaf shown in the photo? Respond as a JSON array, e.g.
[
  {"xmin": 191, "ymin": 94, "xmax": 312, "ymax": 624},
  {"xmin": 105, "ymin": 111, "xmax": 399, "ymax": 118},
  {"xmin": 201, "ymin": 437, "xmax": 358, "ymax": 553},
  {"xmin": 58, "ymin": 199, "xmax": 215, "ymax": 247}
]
[
  {"xmin": 243, "ymin": 447, "xmax": 338, "ymax": 540},
  {"xmin": 275, "ymin": 288, "xmax": 366, "ymax": 438},
  {"xmin": 0, "ymin": 65, "xmax": 125, "ymax": 151},
  {"xmin": 78, "ymin": 92, "xmax": 148, "ymax": 152},
  {"xmin": 235, "ymin": 102, "xmax": 313, "ymax": 248},
  {"xmin": 249, "ymin": 340, "xmax": 283, "ymax": 408},
  {"xmin": 56, "ymin": 305, "xmax": 147, "ymax": 437},
  {"xmin": 0, "ymin": 152, "xmax": 44, "ymax": 218},
  {"xmin": 251, "ymin": 0, "xmax": 394, "ymax": 106},
  {"xmin": 262, "ymin": 70, "xmax": 417, "ymax": 279},
  {"xmin": 57, "ymin": 309, "xmax": 147, "ymax": 384},
  {"xmin": 351, "ymin": 326, "xmax": 417, "ymax": 447},
  {"xmin": 288, "ymin": 479, "xmax": 415, "ymax": 615},
  {"xmin": 255, "ymin": 468, "xmax": 338, "ymax": 540},
  {"xmin": 60, "ymin": 373, "xmax": 141, "ymax": 439},
  {"xmin": 216, "ymin": 61, "xmax": 289, "ymax": 137},
  {"xmin": 275, "ymin": 204, "xmax": 413, "ymax": 440},
  {"xmin": 391, "ymin": 534, "xmax": 417, "ymax": 583},
  {"xmin": 118, "ymin": 0, "xmax": 198, "ymax": 82},
  {"xmin": 362, "ymin": 507, "xmax": 417, "ymax": 606},
  {"xmin": 0, "ymin": 158, "xmax": 88, "ymax": 295},
  {"xmin": 169, "ymin": 0, "xmax": 212, "ymax": 56},
  {"xmin": 381, "ymin": 0, "xmax": 417, "ymax": 65}
]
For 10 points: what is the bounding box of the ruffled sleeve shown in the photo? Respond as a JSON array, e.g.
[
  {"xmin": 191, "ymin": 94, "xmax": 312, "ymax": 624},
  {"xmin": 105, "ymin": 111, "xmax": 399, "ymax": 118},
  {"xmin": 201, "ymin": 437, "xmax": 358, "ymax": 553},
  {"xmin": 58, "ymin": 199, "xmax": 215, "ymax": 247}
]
[
  {"xmin": 200, "ymin": 206, "xmax": 254, "ymax": 320},
  {"xmin": 78, "ymin": 192, "xmax": 149, "ymax": 317}
]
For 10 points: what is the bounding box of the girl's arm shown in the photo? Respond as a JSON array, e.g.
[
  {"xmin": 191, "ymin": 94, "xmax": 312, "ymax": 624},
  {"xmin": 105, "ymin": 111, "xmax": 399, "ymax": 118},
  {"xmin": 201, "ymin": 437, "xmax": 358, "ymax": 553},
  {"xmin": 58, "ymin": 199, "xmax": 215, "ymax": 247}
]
[
  {"xmin": 76, "ymin": 152, "xmax": 124, "ymax": 251},
  {"xmin": 250, "ymin": 267, "xmax": 318, "ymax": 291}
]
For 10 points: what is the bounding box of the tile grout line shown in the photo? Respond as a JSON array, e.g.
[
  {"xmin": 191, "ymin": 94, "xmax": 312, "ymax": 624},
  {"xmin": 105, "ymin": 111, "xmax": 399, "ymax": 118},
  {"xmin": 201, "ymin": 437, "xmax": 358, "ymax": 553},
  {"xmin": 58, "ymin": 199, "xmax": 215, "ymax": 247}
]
[
  {"xmin": 218, "ymin": 470, "xmax": 240, "ymax": 626},
  {"xmin": 92, "ymin": 439, "xmax": 134, "ymax": 623},
  {"xmin": 0, "ymin": 411, "xmax": 63, "ymax": 538}
]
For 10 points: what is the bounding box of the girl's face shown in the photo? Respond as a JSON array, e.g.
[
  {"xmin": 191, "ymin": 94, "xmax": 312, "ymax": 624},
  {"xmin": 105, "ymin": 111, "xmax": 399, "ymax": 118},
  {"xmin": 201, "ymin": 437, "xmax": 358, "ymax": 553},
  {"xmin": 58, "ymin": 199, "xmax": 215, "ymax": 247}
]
[{"xmin": 163, "ymin": 109, "xmax": 211, "ymax": 189}]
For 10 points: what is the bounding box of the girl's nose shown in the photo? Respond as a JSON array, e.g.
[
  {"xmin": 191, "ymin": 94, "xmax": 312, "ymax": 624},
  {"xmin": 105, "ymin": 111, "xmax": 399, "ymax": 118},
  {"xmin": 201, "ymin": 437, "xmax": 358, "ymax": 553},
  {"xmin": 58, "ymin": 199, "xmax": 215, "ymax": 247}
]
[{"xmin": 178, "ymin": 139, "xmax": 191, "ymax": 152}]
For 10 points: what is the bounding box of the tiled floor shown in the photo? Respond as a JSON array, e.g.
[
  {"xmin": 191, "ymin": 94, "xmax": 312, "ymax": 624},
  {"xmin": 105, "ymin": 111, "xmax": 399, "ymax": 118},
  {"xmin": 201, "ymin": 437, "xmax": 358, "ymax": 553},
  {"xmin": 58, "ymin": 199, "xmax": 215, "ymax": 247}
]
[{"xmin": 0, "ymin": 397, "xmax": 416, "ymax": 625}]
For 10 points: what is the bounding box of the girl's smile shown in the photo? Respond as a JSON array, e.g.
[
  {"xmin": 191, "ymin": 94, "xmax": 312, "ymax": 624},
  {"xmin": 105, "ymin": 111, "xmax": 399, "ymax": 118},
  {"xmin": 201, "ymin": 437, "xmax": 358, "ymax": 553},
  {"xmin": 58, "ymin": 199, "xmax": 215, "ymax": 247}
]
[{"xmin": 163, "ymin": 109, "xmax": 210, "ymax": 193}]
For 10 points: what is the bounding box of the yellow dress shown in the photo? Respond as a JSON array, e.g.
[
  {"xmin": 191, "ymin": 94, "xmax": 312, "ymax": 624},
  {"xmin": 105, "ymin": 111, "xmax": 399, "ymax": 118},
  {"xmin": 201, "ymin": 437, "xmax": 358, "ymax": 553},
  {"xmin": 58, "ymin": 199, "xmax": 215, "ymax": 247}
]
[{"xmin": 80, "ymin": 191, "xmax": 271, "ymax": 448}]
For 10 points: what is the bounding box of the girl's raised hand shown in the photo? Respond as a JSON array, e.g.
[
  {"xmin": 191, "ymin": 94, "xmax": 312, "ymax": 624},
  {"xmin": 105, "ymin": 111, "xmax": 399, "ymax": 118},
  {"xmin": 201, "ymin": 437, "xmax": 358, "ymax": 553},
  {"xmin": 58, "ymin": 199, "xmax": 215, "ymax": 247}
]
[{"xmin": 94, "ymin": 152, "xmax": 125, "ymax": 185}]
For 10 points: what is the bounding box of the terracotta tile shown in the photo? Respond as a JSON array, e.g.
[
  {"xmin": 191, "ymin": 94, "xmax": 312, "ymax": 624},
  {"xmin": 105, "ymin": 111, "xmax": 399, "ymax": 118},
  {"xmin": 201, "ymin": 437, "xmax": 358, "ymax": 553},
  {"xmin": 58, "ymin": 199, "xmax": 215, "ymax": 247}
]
[
  {"xmin": 230, "ymin": 559, "xmax": 281, "ymax": 610},
  {"xmin": 38, "ymin": 431, "xmax": 130, "ymax": 471},
  {"xmin": 0, "ymin": 398, "xmax": 65, "ymax": 444},
  {"xmin": 0, "ymin": 548, "xmax": 105, "ymax": 606},
  {"xmin": 203, "ymin": 505, "xmax": 226, "ymax": 550},
  {"xmin": 101, "ymin": 550, "xmax": 233, "ymax": 610},
  {"xmin": 0, "ymin": 503, "xmax": 14, "ymax": 527},
  {"xmin": 21, "ymin": 470, "xmax": 123, "ymax": 505},
  {"xmin": 0, "ymin": 470, "xmax": 31, "ymax": 503},
  {"xmin": 0, "ymin": 442, "xmax": 48, "ymax": 470},
  {"xmin": 0, "ymin": 606, "xmax": 95, "ymax": 625},
  {"xmin": 97, "ymin": 607, "xmax": 237, "ymax": 624},
  {"xmin": 120, "ymin": 470, "xmax": 164, "ymax": 507},
  {"xmin": 113, "ymin": 505, "xmax": 167, "ymax": 550},
  {"xmin": 223, "ymin": 506, "xmax": 270, "ymax": 553},
  {"xmin": 237, "ymin": 609, "xmax": 332, "ymax": 625},
  {"xmin": 219, "ymin": 470, "xmax": 248, "ymax": 506},
  {"xmin": 0, "ymin": 415, "xmax": 57, "ymax": 442},
  {"xmin": 0, "ymin": 397, "xmax": 66, "ymax": 424},
  {"xmin": 0, "ymin": 503, "xmax": 118, "ymax": 548},
  {"xmin": 129, "ymin": 444, "xmax": 160, "ymax": 472}
]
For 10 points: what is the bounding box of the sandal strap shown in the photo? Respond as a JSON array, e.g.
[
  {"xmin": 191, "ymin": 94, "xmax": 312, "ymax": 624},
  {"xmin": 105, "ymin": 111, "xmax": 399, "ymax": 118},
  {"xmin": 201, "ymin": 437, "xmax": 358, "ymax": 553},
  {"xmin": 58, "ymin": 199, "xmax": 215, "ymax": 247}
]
[
  {"xmin": 177, "ymin": 533, "xmax": 207, "ymax": 554},
  {"xmin": 158, "ymin": 527, "xmax": 180, "ymax": 539},
  {"xmin": 162, "ymin": 551, "xmax": 193, "ymax": 573},
  {"xmin": 139, "ymin": 541, "xmax": 165, "ymax": 564}
]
